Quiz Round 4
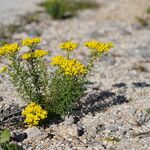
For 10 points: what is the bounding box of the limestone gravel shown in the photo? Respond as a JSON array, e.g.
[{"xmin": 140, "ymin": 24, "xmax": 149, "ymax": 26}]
[{"xmin": 0, "ymin": 0, "xmax": 150, "ymax": 150}]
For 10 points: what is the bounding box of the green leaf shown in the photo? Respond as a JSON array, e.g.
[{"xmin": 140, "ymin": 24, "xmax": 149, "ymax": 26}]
[
  {"xmin": 145, "ymin": 108, "xmax": 150, "ymax": 114},
  {"xmin": 5, "ymin": 143, "xmax": 19, "ymax": 150},
  {"xmin": 105, "ymin": 136, "xmax": 121, "ymax": 143},
  {"xmin": 0, "ymin": 129, "xmax": 11, "ymax": 144}
]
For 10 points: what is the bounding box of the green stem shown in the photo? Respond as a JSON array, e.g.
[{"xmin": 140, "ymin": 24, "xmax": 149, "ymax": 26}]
[
  {"xmin": 67, "ymin": 51, "xmax": 70, "ymax": 59},
  {"xmin": 29, "ymin": 58, "xmax": 43, "ymax": 103},
  {"xmin": 87, "ymin": 55, "xmax": 96, "ymax": 72},
  {"xmin": 9, "ymin": 55, "xmax": 32, "ymax": 101}
]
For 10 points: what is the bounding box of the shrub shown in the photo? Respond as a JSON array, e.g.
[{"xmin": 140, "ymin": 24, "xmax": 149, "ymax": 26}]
[
  {"xmin": 146, "ymin": 7, "xmax": 150, "ymax": 14},
  {"xmin": 135, "ymin": 7, "xmax": 150, "ymax": 27},
  {"xmin": 0, "ymin": 38, "xmax": 114, "ymax": 126},
  {"xmin": 136, "ymin": 16, "xmax": 148, "ymax": 26},
  {"xmin": 145, "ymin": 108, "xmax": 150, "ymax": 114},
  {"xmin": 43, "ymin": 0, "xmax": 69, "ymax": 19},
  {"xmin": 41, "ymin": 0, "xmax": 99, "ymax": 19}
]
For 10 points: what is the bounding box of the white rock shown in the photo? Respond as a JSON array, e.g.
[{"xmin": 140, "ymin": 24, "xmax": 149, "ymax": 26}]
[{"xmin": 24, "ymin": 127, "xmax": 48, "ymax": 142}]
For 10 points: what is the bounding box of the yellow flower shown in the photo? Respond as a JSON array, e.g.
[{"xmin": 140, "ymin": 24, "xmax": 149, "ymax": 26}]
[
  {"xmin": 22, "ymin": 52, "xmax": 32, "ymax": 60},
  {"xmin": 22, "ymin": 50, "xmax": 48, "ymax": 60},
  {"xmin": 22, "ymin": 37, "xmax": 42, "ymax": 47},
  {"xmin": 59, "ymin": 41, "xmax": 79, "ymax": 51},
  {"xmin": 0, "ymin": 43, "xmax": 20, "ymax": 56},
  {"xmin": 0, "ymin": 47, "xmax": 6, "ymax": 56},
  {"xmin": 63, "ymin": 59, "xmax": 87, "ymax": 76},
  {"xmin": 22, "ymin": 102, "xmax": 47, "ymax": 127},
  {"xmin": 51, "ymin": 55, "xmax": 67, "ymax": 66},
  {"xmin": 84, "ymin": 40, "xmax": 99, "ymax": 49},
  {"xmin": 51, "ymin": 56, "xmax": 87, "ymax": 76},
  {"xmin": 84, "ymin": 40, "xmax": 114, "ymax": 53},
  {"xmin": 34, "ymin": 50, "xmax": 48, "ymax": 58}
]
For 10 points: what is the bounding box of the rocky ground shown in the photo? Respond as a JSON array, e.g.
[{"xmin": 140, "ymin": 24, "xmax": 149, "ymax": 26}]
[
  {"xmin": 0, "ymin": 0, "xmax": 42, "ymax": 25},
  {"xmin": 0, "ymin": 0, "xmax": 150, "ymax": 149}
]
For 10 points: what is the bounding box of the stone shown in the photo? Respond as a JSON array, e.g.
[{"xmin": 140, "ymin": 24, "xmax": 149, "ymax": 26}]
[
  {"xmin": 0, "ymin": 96, "xmax": 3, "ymax": 102},
  {"xmin": 88, "ymin": 30, "xmax": 107, "ymax": 39},
  {"xmin": 0, "ymin": 146, "xmax": 3, "ymax": 150},
  {"xmin": 77, "ymin": 126, "xmax": 85, "ymax": 136},
  {"xmin": 87, "ymin": 142, "xmax": 106, "ymax": 150},
  {"xmin": 100, "ymin": 55, "xmax": 116, "ymax": 66},
  {"xmin": 13, "ymin": 132, "xmax": 27, "ymax": 142},
  {"xmin": 128, "ymin": 48, "xmax": 150, "ymax": 59},
  {"xmin": 24, "ymin": 127, "xmax": 48, "ymax": 142},
  {"xmin": 57, "ymin": 124, "xmax": 78, "ymax": 138},
  {"xmin": 107, "ymin": 146, "xmax": 117, "ymax": 150},
  {"xmin": 96, "ymin": 124, "xmax": 106, "ymax": 133},
  {"xmin": 64, "ymin": 115, "xmax": 75, "ymax": 125},
  {"xmin": 107, "ymin": 125, "xmax": 119, "ymax": 132},
  {"xmin": 134, "ymin": 110, "xmax": 150, "ymax": 126},
  {"xmin": 27, "ymin": 147, "xmax": 34, "ymax": 150}
]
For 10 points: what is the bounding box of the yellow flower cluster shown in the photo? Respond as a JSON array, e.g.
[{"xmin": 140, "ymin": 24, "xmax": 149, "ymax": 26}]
[
  {"xmin": 22, "ymin": 102, "xmax": 47, "ymax": 126},
  {"xmin": 59, "ymin": 41, "xmax": 79, "ymax": 51},
  {"xmin": 22, "ymin": 50, "xmax": 48, "ymax": 60},
  {"xmin": 0, "ymin": 43, "xmax": 20, "ymax": 56},
  {"xmin": 51, "ymin": 55, "xmax": 66, "ymax": 66},
  {"xmin": 34, "ymin": 50, "xmax": 48, "ymax": 58},
  {"xmin": 84, "ymin": 40, "xmax": 114, "ymax": 53},
  {"xmin": 51, "ymin": 56, "xmax": 87, "ymax": 76},
  {"xmin": 22, "ymin": 37, "xmax": 42, "ymax": 47}
]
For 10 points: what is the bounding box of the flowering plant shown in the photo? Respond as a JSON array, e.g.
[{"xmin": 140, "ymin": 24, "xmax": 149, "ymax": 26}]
[{"xmin": 0, "ymin": 37, "xmax": 114, "ymax": 126}]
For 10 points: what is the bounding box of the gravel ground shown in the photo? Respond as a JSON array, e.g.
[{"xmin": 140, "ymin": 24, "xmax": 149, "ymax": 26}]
[
  {"xmin": 0, "ymin": 0, "xmax": 42, "ymax": 24},
  {"xmin": 0, "ymin": 0, "xmax": 150, "ymax": 150}
]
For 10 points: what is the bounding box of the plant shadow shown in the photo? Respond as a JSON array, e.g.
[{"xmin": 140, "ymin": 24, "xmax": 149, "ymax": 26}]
[
  {"xmin": 132, "ymin": 82, "xmax": 150, "ymax": 88},
  {"xmin": 72, "ymin": 89, "xmax": 128, "ymax": 117},
  {"xmin": 112, "ymin": 82, "xmax": 127, "ymax": 88},
  {"xmin": 72, "ymin": 80, "xmax": 150, "ymax": 118}
]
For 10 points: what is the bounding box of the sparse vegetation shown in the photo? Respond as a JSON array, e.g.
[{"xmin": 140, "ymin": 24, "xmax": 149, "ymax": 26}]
[
  {"xmin": 0, "ymin": 129, "xmax": 20, "ymax": 150},
  {"xmin": 145, "ymin": 108, "xmax": 150, "ymax": 114},
  {"xmin": 136, "ymin": 16, "xmax": 148, "ymax": 26},
  {"xmin": 105, "ymin": 136, "xmax": 121, "ymax": 143},
  {"xmin": 40, "ymin": 0, "xmax": 99, "ymax": 19},
  {"xmin": 132, "ymin": 65, "xmax": 148, "ymax": 72},
  {"xmin": 22, "ymin": 12, "xmax": 41, "ymax": 24},
  {"xmin": 136, "ymin": 6, "xmax": 150, "ymax": 27},
  {"xmin": 146, "ymin": 7, "xmax": 150, "ymax": 14}
]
